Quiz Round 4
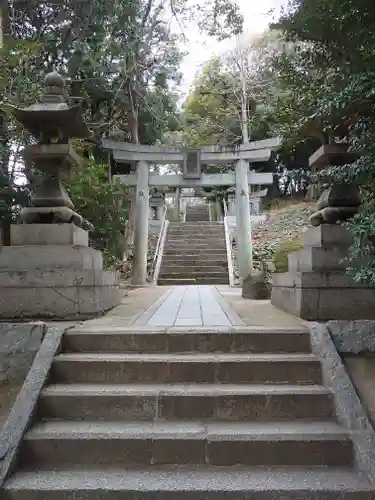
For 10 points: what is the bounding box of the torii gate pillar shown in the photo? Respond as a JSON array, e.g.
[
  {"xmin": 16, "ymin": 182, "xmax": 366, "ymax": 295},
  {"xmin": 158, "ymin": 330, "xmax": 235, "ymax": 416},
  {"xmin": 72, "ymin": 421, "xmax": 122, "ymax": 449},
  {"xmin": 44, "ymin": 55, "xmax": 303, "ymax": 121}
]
[
  {"xmin": 236, "ymin": 159, "xmax": 253, "ymax": 279},
  {"xmin": 132, "ymin": 160, "xmax": 149, "ymax": 286}
]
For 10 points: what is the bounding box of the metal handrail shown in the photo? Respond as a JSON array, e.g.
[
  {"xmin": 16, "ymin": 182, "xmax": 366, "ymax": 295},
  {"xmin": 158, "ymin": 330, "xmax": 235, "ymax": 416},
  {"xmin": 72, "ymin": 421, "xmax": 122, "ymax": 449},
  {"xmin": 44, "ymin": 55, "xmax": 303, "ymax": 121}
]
[
  {"xmin": 223, "ymin": 199, "xmax": 235, "ymax": 287},
  {"xmin": 150, "ymin": 205, "xmax": 168, "ymax": 280}
]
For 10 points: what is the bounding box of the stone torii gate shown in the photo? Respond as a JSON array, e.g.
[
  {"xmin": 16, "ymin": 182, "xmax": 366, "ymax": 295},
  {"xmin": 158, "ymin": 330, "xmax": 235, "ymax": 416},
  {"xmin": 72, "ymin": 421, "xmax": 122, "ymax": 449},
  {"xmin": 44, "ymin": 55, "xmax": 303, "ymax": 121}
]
[{"xmin": 103, "ymin": 137, "xmax": 280, "ymax": 285}]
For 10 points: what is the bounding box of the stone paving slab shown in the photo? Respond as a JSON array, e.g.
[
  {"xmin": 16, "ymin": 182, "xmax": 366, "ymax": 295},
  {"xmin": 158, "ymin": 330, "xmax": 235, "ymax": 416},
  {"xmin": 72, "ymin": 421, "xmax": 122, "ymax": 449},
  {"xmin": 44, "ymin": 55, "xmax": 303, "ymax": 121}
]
[
  {"xmin": 72, "ymin": 285, "xmax": 304, "ymax": 330},
  {"xmin": 216, "ymin": 286, "xmax": 305, "ymax": 328},
  {"xmin": 74, "ymin": 287, "xmax": 170, "ymax": 329},
  {"xmin": 134, "ymin": 286, "xmax": 243, "ymax": 327}
]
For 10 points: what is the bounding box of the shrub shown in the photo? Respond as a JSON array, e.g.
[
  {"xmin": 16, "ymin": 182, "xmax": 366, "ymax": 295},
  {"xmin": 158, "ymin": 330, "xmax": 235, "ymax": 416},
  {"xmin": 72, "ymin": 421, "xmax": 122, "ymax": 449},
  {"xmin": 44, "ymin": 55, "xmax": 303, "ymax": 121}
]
[
  {"xmin": 273, "ymin": 237, "xmax": 304, "ymax": 273},
  {"xmin": 66, "ymin": 161, "xmax": 130, "ymax": 269}
]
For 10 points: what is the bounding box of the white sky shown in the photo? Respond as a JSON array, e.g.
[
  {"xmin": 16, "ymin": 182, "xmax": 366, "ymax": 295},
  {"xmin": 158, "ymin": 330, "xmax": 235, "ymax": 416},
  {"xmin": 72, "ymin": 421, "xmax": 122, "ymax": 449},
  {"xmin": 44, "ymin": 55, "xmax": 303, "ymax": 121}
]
[{"xmin": 179, "ymin": 0, "xmax": 285, "ymax": 95}]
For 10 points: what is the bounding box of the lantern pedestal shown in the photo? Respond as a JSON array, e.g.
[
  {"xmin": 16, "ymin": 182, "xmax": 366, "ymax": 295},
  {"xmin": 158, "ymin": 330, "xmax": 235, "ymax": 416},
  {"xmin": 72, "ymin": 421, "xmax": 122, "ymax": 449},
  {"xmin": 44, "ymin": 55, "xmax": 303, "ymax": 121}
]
[
  {"xmin": 271, "ymin": 225, "xmax": 375, "ymax": 320},
  {"xmin": 0, "ymin": 224, "xmax": 120, "ymax": 320}
]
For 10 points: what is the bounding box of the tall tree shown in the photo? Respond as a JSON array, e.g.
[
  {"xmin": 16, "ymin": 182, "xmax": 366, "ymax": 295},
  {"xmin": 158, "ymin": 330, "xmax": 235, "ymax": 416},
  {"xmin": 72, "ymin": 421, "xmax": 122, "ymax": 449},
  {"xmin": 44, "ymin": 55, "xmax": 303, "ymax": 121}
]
[{"xmin": 271, "ymin": 0, "xmax": 375, "ymax": 282}]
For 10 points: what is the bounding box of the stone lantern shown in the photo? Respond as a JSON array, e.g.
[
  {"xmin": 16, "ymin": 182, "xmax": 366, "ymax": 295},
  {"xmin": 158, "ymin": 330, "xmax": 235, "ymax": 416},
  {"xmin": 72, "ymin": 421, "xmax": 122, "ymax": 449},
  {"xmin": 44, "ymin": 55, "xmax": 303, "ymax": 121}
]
[
  {"xmin": 271, "ymin": 143, "xmax": 375, "ymax": 320},
  {"xmin": 9, "ymin": 71, "xmax": 89, "ymax": 226},
  {"xmin": 0, "ymin": 72, "xmax": 120, "ymax": 320}
]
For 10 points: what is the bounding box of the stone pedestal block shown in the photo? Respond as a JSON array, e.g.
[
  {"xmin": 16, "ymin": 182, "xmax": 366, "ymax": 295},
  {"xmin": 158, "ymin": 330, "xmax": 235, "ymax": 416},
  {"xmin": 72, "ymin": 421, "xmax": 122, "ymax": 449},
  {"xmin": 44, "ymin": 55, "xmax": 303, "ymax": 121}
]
[
  {"xmin": 10, "ymin": 223, "xmax": 88, "ymax": 246},
  {"xmin": 0, "ymin": 224, "xmax": 120, "ymax": 320},
  {"xmin": 271, "ymin": 224, "xmax": 375, "ymax": 320}
]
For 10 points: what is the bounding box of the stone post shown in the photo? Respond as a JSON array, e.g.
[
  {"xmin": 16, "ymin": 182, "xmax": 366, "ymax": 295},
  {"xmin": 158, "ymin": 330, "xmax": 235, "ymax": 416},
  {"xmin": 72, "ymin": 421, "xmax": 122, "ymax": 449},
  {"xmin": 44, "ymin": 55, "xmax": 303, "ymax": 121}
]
[
  {"xmin": 251, "ymin": 197, "xmax": 260, "ymax": 215},
  {"xmin": 235, "ymin": 159, "xmax": 253, "ymax": 279},
  {"xmin": 215, "ymin": 198, "xmax": 222, "ymax": 221},
  {"xmin": 228, "ymin": 194, "xmax": 236, "ymax": 215},
  {"xmin": 175, "ymin": 187, "xmax": 181, "ymax": 221},
  {"xmin": 155, "ymin": 201, "xmax": 164, "ymax": 221},
  {"xmin": 132, "ymin": 160, "xmax": 149, "ymax": 285}
]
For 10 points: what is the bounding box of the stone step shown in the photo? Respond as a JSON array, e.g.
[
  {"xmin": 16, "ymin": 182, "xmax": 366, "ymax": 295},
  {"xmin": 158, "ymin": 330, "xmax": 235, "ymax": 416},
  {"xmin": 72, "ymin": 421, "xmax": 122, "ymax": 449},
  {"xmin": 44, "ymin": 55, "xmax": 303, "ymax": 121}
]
[
  {"xmin": 62, "ymin": 326, "xmax": 312, "ymax": 354},
  {"xmin": 161, "ymin": 256, "xmax": 228, "ymax": 264},
  {"xmin": 163, "ymin": 249, "xmax": 227, "ymax": 256},
  {"xmin": 6, "ymin": 466, "xmax": 374, "ymax": 500},
  {"xmin": 50, "ymin": 353, "xmax": 322, "ymax": 385},
  {"xmin": 158, "ymin": 272, "xmax": 229, "ymax": 281},
  {"xmin": 19, "ymin": 420, "xmax": 352, "ymax": 467},
  {"xmin": 166, "ymin": 234, "xmax": 225, "ymax": 240},
  {"xmin": 168, "ymin": 226, "xmax": 224, "ymax": 231},
  {"xmin": 185, "ymin": 217, "xmax": 210, "ymax": 220},
  {"xmin": 170, "ymin": 223, "xmax": 220, "ymax": 228},
  {"xmin": 158, "ymin": 277, "xmax": 229, "ymax": 285},
  {"xmin": 164, "ymin": 243, "xmax": 226, "ymax": 250},
  {"xmin": 157, "ymin": 278, "xmax": 197, "ymax": 285},
  {"xmin": 160, "ymin": 265, "xmax": 228, "ymax": 274},
  {"xmin": 38, "ymin": 384, "xmax": 335, "ymax": 421},
  {"xmin": 167, "ymin": 234, "xmax": 224, "ymax": 239},
  {"xmin": 169, "ymin": 224, "xmax": 221, "ymax": 228}
]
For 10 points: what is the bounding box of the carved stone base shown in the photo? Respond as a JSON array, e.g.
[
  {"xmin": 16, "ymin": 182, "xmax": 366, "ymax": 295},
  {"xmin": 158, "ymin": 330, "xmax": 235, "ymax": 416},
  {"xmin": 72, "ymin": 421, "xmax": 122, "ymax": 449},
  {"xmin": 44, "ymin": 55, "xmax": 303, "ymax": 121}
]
[
  {"xmin": 21, "ymin": 206, "xmax": 83, "ymax": 226},
  {"xmin": 0, "ymin": 270, "xmax": 119, "ymax": 320},
  {"xmin": 271, "ymin": 271, "xmax": 375, "ymax": 320},
  {"xmin": 0, "ymin": 224, "xmax": 120, "ymax": 319},
  {"xmin": 271, "ymin": 225, "xmax": 375, "ymax": 320}
]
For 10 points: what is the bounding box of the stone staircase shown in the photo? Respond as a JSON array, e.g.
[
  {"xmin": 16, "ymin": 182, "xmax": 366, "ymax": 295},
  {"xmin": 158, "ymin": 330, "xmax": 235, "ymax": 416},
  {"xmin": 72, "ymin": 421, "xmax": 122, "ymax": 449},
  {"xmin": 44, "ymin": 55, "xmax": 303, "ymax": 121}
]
[
  {"xmin": 185, "ymin": 204, "xmax": 210, "ymax": 222},
  {"xmin": 158, "ymin": 221, "xmax": 229, "ymax": 285},
  {"xmin": 3, "ymin": 325, "xmax": 374, "ymax": 499}
]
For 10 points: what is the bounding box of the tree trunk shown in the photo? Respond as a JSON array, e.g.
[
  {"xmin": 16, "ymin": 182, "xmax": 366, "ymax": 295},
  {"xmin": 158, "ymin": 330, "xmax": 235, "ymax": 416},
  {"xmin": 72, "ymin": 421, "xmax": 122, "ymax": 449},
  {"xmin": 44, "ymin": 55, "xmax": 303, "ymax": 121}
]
[{"xmin": 0, "ymin": 110, "xmax": 10, "ymax": 246}]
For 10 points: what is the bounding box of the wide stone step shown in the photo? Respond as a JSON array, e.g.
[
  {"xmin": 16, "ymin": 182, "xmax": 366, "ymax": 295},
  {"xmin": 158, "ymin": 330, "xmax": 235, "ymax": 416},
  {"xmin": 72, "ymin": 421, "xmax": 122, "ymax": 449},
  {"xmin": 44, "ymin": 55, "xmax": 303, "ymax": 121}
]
[
  {"xmin": 161, "ymin": 256, "xmax": 228, "ymax": 264},
  {"xmin": 185, "ymin": 216, "xmax": 210, "ymax": 220},
  {"xmin": 166, "ymin": 234, "xmax": 224, "ymax": 239},
  {"xmin": 160, "ymin": 265, "xmax": 228, "ymax": 274},
  {"xmin": 167, "ymin": 230, "xmax": 224, "ymax": 234},
  {"xmin": 38, "ymin": 384, "xmax": 335, "ymax": 421},
  {"xmin": 163, "ymin": 249, "xmax": 227, "ymax": 256},
  {"xmin": 158, "ymin": 277, "xmax": 229, "ymax": 285},
  {"xmin": 50, "ymin": 353, "xmax": 322, "ymax": 385},
  {"xmin": 6, "ymin": 466, "xmax": 374, "ymax": 500},
  {"xmin": 62, "ymin": 326, "xmax": 313, "ymax": 354},
  {"xmin": 169, "ymin": 225, "xmax": 224, "ymax": 229},
  {"xmin": 170, "ymin": 223, "xmax": 221, "ymax": 228},
  {"xmin": 20, "ymin": 420, "xmax": 352, "ymax": 467},
  {"xmin": 164, "ymin": 244, "xmax": 226, "ymax": 250},
  {"xmin": 167, "ymin": 236, "xmax": 224, "ymax": 241},
  {"xmin": 158, "ymin": 272, "xmax": 229, "ymax": 280}
]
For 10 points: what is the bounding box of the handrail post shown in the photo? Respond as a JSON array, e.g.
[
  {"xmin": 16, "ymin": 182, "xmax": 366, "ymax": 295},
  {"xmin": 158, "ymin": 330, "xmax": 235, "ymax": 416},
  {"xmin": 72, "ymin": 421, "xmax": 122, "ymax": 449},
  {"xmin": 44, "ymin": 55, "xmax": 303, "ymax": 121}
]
[
  {"xmin": 223, "ymin": 199, "xmax": 235, "ymax": 287},
  {"xmin": 150, "ymin": 204, "xmax": 168, "ymax": 282}
]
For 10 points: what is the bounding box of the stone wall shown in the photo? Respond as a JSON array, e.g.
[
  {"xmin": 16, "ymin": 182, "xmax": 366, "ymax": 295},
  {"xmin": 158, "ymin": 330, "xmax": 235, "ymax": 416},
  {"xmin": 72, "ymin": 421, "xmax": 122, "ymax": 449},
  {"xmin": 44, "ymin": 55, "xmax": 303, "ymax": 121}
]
[{"xmin": 0, "ymin": 322, "xmax": 46, "ymax": 383}]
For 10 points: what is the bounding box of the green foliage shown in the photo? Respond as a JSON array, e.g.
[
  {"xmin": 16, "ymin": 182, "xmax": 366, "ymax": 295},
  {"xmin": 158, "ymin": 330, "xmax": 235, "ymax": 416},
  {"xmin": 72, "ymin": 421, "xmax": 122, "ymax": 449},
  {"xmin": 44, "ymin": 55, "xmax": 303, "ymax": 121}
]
[
  {"xmin": 271, "ymin": 0, "xmax": 375, "ymax": 283},
  {"xmin": 65, "ymin": 161, "xmax": 129, "ymax": 268},
  {"xmin": 273, "ymin": 238, "xmax": 304, "ymax": 273},
  {"xmin": 182, "ymin": 57, "xmax": 242, "ymax": 147}
]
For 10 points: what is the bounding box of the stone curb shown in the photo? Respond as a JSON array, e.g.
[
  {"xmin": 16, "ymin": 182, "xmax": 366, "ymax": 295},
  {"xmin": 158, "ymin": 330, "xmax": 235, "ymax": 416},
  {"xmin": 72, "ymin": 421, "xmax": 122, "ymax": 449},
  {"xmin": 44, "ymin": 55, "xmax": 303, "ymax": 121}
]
[
  {"xmin": 0, "ymin": 325, "xmax": 70, "ymax": 487},
  {"xmin": 307, "ymin": 321, "xmax": 375, "ymax": 485},
  {"xmin": 327, "ymin": 320, "xmax": 375, "ymax": 354}
]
